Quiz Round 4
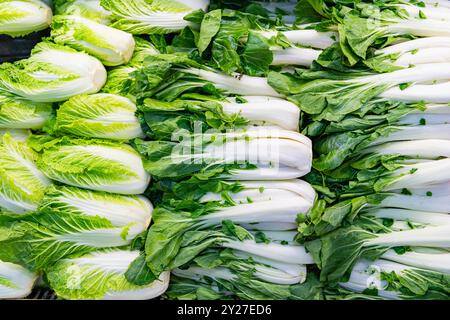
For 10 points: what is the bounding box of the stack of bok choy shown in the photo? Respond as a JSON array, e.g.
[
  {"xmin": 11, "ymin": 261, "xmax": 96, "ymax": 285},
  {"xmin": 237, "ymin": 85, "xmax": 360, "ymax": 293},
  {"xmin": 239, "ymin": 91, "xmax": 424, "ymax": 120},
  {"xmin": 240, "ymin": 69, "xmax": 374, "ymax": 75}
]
[
  {"xmin": 121, "ymin": 46, "xmax": 322, "ymax": 299},
  {"xmin": 265, "ymin": 0, "xmax": 450, "ymax": 300}
]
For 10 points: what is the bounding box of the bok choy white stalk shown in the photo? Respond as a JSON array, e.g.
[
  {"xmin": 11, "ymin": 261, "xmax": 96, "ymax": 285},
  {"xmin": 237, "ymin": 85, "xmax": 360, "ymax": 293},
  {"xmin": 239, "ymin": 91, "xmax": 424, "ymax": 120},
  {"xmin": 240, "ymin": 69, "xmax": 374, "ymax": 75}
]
[
  {"xmin": 271, "ymin": 47, "xmax": 322, "ymax": 67},
  {"xmin": 381, "ymin": 250, "xmax": 450, "ymax": 274},
  {"xmin": 221, "ymin": 230, "xmax": 314, "ymax": 264},
  {"xmin": 260, "ymin": 29, "xmax": 336, "ymax": 50},
  {"xmin": 183, "ymin": 68, "xmax": 283, "ymax": 97},
  {"xmin": 219, "ymin": 96, "xmax": 300, "ymax": 130},
  {"xmin": 372, "ymin": 37, "xmax": 450, "ymax": 67}
]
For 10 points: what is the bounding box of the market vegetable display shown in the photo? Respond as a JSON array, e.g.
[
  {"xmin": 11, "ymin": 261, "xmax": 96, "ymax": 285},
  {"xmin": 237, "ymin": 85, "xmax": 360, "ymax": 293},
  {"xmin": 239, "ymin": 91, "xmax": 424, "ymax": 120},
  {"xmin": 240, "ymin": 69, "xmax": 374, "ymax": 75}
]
[{"xmin": 0, "ymin": 0, "xmax": 448, "ymax": 301}]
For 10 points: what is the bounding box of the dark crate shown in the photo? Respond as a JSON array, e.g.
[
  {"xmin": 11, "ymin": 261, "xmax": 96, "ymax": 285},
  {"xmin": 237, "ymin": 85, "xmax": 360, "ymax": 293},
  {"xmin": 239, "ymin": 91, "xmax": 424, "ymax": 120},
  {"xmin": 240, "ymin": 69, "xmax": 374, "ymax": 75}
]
[{"xmin": 0, "ymin": 30, "xmax": 49, "ymax": 62}]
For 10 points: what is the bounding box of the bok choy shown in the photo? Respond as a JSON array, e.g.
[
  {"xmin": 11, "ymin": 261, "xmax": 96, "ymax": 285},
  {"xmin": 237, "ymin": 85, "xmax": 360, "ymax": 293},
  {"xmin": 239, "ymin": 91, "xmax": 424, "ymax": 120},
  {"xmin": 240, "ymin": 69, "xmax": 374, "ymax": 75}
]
[
  {"xmin": 138, "ymin": 96, "xmax": 300, "ymax": 140},
  {"xmin": 305, "ymin": 212, "xmax": 450, "ymax": 282},
  {"xmin": 167, "ymin": 249, "xmax": 323, "ymax": 300},
  {"xmin": 134, "ymin": 126, "xmax": 312, "ymax": 181},
  {"xmin": 339, "ymin": 259, "xmax": 449, "ymax": 300}
]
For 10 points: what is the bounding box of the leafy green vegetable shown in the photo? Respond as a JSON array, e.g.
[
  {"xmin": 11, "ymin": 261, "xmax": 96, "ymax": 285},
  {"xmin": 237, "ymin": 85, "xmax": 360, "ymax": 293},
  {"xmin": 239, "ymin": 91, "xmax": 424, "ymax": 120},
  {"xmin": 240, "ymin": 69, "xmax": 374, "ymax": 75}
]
[
  {"xmin": 306, "ymin": 220, "xmax": 450, "ymax": 283},
  {"xmin": 101, "ymin": 37, "xmax": 160, "ymax": 99},
  {"xmin": 46, "ymin": 250, "xmax": 170, "ymax": 300},
  {"xmin": 0, "ymin": 184, "xmax": 153, "ymax": 270},
  {"xmin": 145, "ymin": 219, "xmax": 314, "ymax": 278},
  {"xmin": 0, "ymin": 42, "xmax": 107, "ymax": 102},
  {"xmin": 340, "ymin": 259, "xmax": 450, "ymax": 300},
  {"xmin": 131, "ymin": 53, "xmax": 282, "ymax": 101},
  {"xmin": 39, "ymin": 184, "xmax": 153, "ymax": 230},
  {"xmin": 51, "ymin": 93, "xmax": 144, "ymax": 140},
  {"xmin": 100, "ymin": 0, "xmax": 209, "ymax": 34},
  {"xmin": 271, "ymin": 64, "xmax": 450, "ymax": 123},
  {"xmin": 54, "ymin": 0, "xmax": 113, "ymax": 24},
  {"xmin": 338, "ymin": 3, "xmax": 450, "ymax": 63},
  {"xmin": 169, "ymin": 249, "xmax": 323, "ymax": 300},
  {"xmin": 0, "ymin": 133, "xmax": 51, "ymax": 214},
  {"xmin": 0, "ymin": 259, "xmax": 37, "ymax": 299},
  {"xmin": 142, "ymin": 178, "xmax": 315, "ymax": 277},
  {"xmin": 134, "ymin": 127, "xmax": 312, "ymax": 181},
  {"xmin": 28, "ymin": 135, "xmax": 150, "ymax": 194},
  {"xmin": 51, "ymin": 15, "xmax": 136, "ymax": 66},
  {"xmin": 0, "ymin": 94, "xmax": 52, "ymax": 130},
  {"xmin": 138, "ymin": 97, "xmax": 248, "ymax": 140},
  {"xmin": 0, "ymin": 0, "xmax": 52, "ymax": 37}
]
